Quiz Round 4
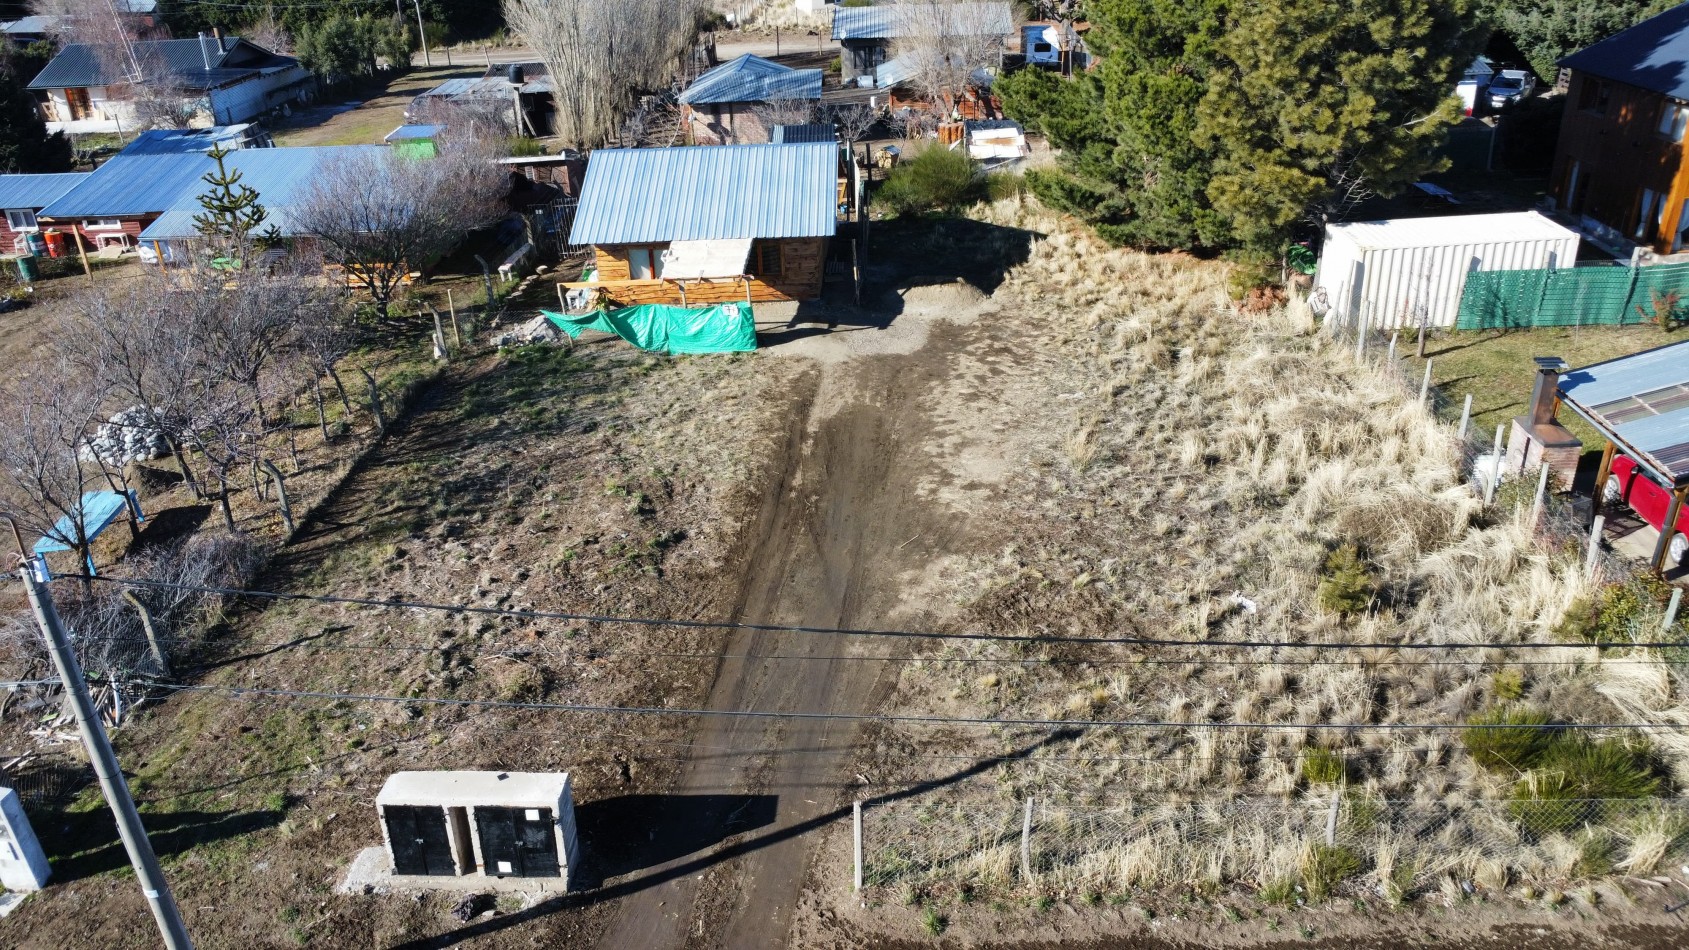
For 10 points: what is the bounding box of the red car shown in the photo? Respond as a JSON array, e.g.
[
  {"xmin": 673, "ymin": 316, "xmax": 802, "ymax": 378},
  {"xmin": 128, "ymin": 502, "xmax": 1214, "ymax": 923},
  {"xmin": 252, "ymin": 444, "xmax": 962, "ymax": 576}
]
[{"xmin": 1605, "ymin": 454, "xmax": 1689, "ymax": 569}]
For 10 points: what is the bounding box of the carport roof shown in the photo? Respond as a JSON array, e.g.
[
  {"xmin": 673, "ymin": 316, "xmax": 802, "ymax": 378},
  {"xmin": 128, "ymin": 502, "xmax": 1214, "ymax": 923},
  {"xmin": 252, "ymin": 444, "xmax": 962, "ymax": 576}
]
[{"xmin": 1558, "ymin": 340, "xmax": 1689, "ymax": 488}]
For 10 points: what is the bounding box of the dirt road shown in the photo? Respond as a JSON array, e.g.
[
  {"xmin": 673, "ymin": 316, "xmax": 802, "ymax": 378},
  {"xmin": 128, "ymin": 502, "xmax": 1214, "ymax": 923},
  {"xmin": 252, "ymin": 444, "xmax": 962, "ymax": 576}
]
[{"xmin": 591, "ymin": 308, "xmax": 987, "ymax": 947}]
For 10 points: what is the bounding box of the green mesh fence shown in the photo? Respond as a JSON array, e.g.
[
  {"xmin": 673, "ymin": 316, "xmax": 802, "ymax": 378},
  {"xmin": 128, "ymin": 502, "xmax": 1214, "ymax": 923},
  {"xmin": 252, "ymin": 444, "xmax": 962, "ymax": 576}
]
[{"xmin": 1456, "ymin": 261, "xmax": 1689, "ymax": 330}]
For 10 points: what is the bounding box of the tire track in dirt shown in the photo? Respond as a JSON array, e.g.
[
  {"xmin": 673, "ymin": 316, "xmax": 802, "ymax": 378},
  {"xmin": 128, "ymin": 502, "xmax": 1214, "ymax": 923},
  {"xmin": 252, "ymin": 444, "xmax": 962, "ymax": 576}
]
[{"xmin": 593, "ymin": 323, "xmax": 976, "ymax": 949}]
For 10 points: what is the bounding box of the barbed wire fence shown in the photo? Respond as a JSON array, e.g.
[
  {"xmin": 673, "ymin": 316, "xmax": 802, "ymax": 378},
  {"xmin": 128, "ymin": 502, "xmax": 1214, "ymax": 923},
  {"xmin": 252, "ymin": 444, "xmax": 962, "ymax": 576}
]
[{"xmin": 852, "ymin": 795, "xmax": 1689, "ymax": 901}]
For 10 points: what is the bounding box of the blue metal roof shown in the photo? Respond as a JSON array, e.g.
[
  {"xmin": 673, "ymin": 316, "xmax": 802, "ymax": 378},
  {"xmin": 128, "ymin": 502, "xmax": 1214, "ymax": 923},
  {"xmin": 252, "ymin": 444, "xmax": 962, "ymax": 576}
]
[
  {"xmin": 138, "ymin": 146, "xmax": 385, "ymax": 241},
  {"xmin": 27, "ymin": 37, "xmax": 292, "ymax": 91},
  {"xmin": 570, "ymin": 142, "xmax": 838, "ymax": 245},
  {"xmin": 1561, "ymin": 4, "xmax": 1689, "ymax": 101},
  {"xmin": 39, "ymin": 153, "xmax": 215, "ymax": 219},
  {"xmin": 832, "ymin": 2, "xmax": 1013, "ymax": 41},
  {"xmin": 118, "ymin": 127, "xmax": 246, "ymax": 156},
  {"xmin": 1559, "ymin": 340, "xmax": 1689, "ymax": 487},
  {"xmin": 385, "ymin": 124, "xmax": 443, "ymax": 142},
  {"xmin": 0, "ymin": 173, "xmax": 91, "ymax": 211},
  {"xmin": 680, "ymin": 54, "xmax": 822, "ymax": 105}
]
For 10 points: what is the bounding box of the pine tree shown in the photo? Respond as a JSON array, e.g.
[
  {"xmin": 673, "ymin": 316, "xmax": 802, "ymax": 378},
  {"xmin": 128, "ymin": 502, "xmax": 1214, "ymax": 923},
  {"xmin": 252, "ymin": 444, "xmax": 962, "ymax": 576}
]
[
  {"xmin": 1484, "ymin": 0, "xmax": 1678, "ymax": 82},
  {"xmin": 1196, "ymin": 0, "xmax": 1482, "ymax": 252},
  {"xmin": 193, "ymin": 145, "xmax": 277, "ymax": 258},
  {"xmin": 997, "ymin": 0, "xmax": 1230, "ymax": 249},
  {"xmin": 0, "ymin": 40, "xmax": 71, "ymax": 173}
]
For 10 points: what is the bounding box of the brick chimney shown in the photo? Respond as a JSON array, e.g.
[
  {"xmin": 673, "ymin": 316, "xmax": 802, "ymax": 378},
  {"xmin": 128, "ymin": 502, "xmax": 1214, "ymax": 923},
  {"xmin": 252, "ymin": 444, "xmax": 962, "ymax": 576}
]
[{"xmin": 1506, "ymin": 356, "xmax": 1581, "ymax": 491}]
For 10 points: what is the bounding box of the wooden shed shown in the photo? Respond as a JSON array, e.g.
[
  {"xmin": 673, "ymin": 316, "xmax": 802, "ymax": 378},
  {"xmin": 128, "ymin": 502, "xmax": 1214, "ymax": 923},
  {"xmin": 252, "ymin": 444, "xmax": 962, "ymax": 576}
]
[{"xmin": 565, "ymin": 142, "xmax": 838, "ymax": 305}]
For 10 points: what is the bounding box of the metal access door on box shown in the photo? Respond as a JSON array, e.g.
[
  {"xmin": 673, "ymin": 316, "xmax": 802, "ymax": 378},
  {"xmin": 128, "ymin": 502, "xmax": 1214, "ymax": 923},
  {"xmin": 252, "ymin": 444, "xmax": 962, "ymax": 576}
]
[
  {"xmin": 385, "ymin": 805, "xmax": 456, "ymax": 876},
  {"xmin": 476, "ymin": 806, "xmax": 560, "ymax": 878}
]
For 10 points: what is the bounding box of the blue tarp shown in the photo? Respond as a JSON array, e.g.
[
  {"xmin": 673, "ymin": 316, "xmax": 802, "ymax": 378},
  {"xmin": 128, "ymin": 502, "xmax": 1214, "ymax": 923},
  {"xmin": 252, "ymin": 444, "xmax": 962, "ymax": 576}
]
[{"xmin": 33, "ymin": 490, "xmax": 143, "ymax": 577}]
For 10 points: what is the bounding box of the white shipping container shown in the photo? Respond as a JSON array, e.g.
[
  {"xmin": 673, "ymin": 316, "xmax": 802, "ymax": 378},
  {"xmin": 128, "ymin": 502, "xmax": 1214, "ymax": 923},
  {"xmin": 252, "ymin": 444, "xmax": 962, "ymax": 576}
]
[{"xmin": 1312, "ymin": 212, "xmax": 1581, "ymax": 331}]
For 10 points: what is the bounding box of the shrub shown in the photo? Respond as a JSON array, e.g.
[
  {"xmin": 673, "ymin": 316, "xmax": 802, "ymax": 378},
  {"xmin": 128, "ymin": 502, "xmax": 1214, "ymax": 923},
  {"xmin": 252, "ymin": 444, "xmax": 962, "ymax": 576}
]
[
  {"xmin": 1301, "ymin": 845, "xmax": 1361, "ymax": 902},
  {"xmin": 1491, "ymin": 668, "xmax": 1525, "ymax": 702},
  {"xmin": 1300, "ymin": 747, "xmax": 1346, "ymax": 786},
  {"xmin": 921, "ymin": 906, "xmax": 947, "ymax": 935},
  {"xmin": 1258, "ymin": 877, "xmax": 1297, "ymax": 905},
  {"xmin": 1315, "ymin": 543, "xmax": 1374, "ymax": 617},
  {"xmin": 875, "ymin": 146, "xmax": 983, "ymax": 217},
  {"xmin": 1511, "ymin": 737, "xmax": 1664, "ymax": 833},
  {"xmin": 1556, "ymin": 576, "xmax": 1683, "ymax": 644},
  {"xmin": 985, "ymin": 170, "xmax": 1025, "ymax": 203},
  {"xmin": 1463, "ymin": 706, "xmax": 1555, "ymax": 773},
  {"xmin": 505, "ymin": 137, "xmax": 546, "ymax": 157}
]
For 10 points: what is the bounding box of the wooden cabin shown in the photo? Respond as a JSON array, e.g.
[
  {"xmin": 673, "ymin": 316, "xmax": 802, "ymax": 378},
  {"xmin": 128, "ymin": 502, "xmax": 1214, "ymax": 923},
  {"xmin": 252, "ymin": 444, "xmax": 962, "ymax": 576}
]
[
  {"xmin": 566, "ymin": 142, "xmax": 838, "ymax": 305},
  {"xmin": 1552, "ymin": 4, "xmax": 1689, "ymax": 255}
]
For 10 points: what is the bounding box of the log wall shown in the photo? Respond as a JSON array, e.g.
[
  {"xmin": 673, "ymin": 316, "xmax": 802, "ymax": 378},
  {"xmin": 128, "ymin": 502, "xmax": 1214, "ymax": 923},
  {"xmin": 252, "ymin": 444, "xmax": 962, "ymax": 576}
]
[{"xmin": 589, "ymin": 238, "xmax": 827, "ymax": 303}]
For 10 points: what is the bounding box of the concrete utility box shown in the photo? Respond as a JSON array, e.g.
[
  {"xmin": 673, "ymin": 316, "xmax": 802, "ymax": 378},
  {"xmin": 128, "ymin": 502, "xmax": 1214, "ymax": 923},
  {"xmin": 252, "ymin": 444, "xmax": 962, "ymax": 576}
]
[
  {"xmin": 376, "ymin": 771, "xmax": 578, "ymax": 890},
  {"xmin": 1313, "ymin": 212, "xmax": 1581, "ymax": 331},
  {"xmin": 0, "ymin": 788, "xmax": 51, "ymax": 891}
]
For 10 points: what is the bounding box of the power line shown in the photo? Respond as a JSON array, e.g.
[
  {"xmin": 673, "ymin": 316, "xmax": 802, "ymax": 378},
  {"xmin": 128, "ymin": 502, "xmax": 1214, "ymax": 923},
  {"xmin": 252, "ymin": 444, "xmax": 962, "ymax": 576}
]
[
  {"xmin": 79, "ymin": 574, "xmax": 1689, "ymax": 652},
  {"xmin": 157, "ymin": 681, "xmax": 1689, "ymax": 732},
  {"xmin": 72, "ymin": 632, "xmax": 1682, "ymax": 668}
]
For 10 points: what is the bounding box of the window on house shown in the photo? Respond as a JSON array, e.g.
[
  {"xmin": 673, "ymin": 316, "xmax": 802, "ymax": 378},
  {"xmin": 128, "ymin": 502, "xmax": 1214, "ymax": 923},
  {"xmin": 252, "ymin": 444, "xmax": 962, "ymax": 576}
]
[
  {"xmin": 86, "ymin": 218, "xmax": 123, "ymax": 230},
  {"xmin": 1578, "ymin": 79, "xmax": 1610, "ymax": 114},
  {"xmin": 1661, "ymin": 101, "xmax": 1689, "ymax": 142},
  {"xmin": 1636, "ymin": 188, "xmax": 1664, "ymax": 241},
  {"xmin": 5, "ymin": 209, "xmax": 38, "ymax": 232},
  {"xmin": 626, "ymin": 245, "xmax": 665, "ymax": 280},
  {"xmin": 748, "ymin": 241, "xmax": 782, "ymax": 278}
]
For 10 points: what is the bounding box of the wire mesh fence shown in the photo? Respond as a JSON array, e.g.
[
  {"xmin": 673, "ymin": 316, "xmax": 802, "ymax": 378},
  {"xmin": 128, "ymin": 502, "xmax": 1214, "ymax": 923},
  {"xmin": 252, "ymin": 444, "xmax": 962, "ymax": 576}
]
[
  {"xmin": 1455, "ymin": 261, "xmax": 1689, "ymax": 331},
  {"xmin": 856, "ymin": 795, "xmax": 1689, "ymax": 899}
]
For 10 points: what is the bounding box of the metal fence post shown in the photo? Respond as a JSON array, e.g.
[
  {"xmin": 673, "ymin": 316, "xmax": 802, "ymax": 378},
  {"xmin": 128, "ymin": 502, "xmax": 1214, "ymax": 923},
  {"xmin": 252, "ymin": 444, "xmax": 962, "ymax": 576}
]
[
  {"xmin": 853, "ymin": 800, "xmax": 863, "ymax": 892},
  {"xmin": 1020, "ymin": 798, "xmax": 1034, "ymax": 882}
]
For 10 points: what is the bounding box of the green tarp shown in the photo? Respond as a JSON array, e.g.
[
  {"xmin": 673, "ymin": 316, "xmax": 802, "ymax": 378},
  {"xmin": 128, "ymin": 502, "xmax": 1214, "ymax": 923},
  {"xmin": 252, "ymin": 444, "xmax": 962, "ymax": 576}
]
[{"xmin": 542, "ymin": 303, "xmax": 757, "ymax": 355}]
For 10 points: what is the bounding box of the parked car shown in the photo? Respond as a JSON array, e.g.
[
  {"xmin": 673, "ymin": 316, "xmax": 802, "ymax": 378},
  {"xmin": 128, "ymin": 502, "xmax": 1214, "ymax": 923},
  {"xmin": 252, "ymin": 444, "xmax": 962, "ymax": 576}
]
[
  {"xmin": 1604, "ymin": 454, "xmax": 1688, "ymax": 568},
  {"xmin": 1487, "ymin": 70, "xmax": 1536, "ymax": 109}
]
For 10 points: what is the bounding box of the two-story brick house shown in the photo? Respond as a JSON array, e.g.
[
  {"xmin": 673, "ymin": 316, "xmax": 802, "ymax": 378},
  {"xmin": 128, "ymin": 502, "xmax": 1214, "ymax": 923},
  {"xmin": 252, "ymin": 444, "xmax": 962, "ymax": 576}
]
[{"xmin": 1551, "ymin": 3, "xmax": 1689, "ymax": 256}]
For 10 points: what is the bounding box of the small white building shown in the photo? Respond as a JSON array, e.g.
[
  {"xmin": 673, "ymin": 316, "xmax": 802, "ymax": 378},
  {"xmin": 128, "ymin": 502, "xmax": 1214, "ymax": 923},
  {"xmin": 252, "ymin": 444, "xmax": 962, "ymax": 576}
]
[
  {"xmin": 1312, "ymin": 212, "xmax": 1582, "ymax": 331},
  {"xmin": 376, "ymin": 771, "xmax": 579, "ymax": 891}
]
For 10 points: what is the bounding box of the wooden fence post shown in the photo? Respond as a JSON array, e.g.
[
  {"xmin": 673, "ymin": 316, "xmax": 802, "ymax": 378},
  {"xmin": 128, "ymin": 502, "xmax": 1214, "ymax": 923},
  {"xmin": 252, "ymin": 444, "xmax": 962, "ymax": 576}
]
[
  {"xmin": 1484, "ymin": 423, "xmax": 1504, "ymax": 505},
  {"xmin": 1386, "ymin": 331, "xmax": 1397, "ymax": 363},
  {"xmin": 446, "ymin": 288, "xmax": 462, "ymax": 345},
  {"xmin": 1325, "ymin": 790, "xmax": 1340, "ymax": 847},
  {"xmin": 1529, "ymin": 461, "xmax": 1551, "ymax": 528},
  {"xmin": 1457, "ymin": 394, "xmax": 1473, "ymax": 440},
  {"xmin": 1665, "ymin": 588, "xmax": 1683, "ymax": 632},
  {"xmin": 853, "ymin": 801, "xmax": 863, "ymax": 892},
  {"xmin": 1020, "ymin": 798, "xmax": 1034, "ymax": 882},
  {"xmin": 1584, "ymin": 515, "xmax": 1606, "ymax": 581},
  {"xmin": 1419, "ymin": 358, "xmax": 1434, "ymax": 406}
]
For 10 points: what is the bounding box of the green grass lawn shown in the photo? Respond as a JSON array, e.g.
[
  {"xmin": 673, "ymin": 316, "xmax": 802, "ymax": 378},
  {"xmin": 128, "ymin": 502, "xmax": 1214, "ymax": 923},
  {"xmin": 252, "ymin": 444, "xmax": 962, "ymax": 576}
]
[{"xmin": 1404, "ymin": 324, "xmax": 1687, "ymax": 449}]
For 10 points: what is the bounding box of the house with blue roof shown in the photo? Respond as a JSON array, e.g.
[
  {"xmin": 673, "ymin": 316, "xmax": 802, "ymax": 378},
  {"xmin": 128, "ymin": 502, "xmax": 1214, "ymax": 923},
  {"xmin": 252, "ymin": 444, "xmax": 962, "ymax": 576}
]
[
  {"xmin": 0, "ymin": 173, "xmax": 90, "ymax": 256},
  {"xmin": 30, "ymin": 126, "xmax": 269, "ymax": 256},
  {"xmin": 567, "ymin": 142, "xmax": 838, "ymax": 304},
  {"xmin": 680, "ymin": 54, "xmax": 823, "ymax": 145},
  {"xmin": 1551, "ymin": 2, "xmax": 1689, "ymax": 256},
  {"xmin": 27, "ymin": 33, "xmax": 309, "ymax": 135}
]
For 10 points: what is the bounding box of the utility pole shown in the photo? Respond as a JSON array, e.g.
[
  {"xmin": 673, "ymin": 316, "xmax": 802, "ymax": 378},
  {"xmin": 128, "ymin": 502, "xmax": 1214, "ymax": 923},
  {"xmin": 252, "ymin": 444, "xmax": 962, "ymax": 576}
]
[
  {"xmin": 3, "ymin": 516, "xmax": 194, "ymax": 950},
  {"xmin": 413, "ymin": 0, "xmax": 432, "ymax": 67}
]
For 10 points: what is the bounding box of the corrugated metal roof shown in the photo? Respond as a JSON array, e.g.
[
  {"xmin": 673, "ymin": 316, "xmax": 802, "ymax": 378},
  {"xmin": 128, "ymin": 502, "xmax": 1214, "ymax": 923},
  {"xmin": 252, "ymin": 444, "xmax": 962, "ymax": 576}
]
[
  {"xmin": 28, "ymin": 37, "xmax": 290, "ymax": 90},
  {"xmin": 771, "ymin": 123, "xmax": 837, "ymax": 144},
  {"xmin": 832, "ymin": 2, "xmax": 1014, "ymax": 41},
  {"xmin": 117, "ymin": 126, "xmax": 250, "ymax": 156},
  {"xmin": 1, "ymin": 15, "xmax": 56, "ymax": 34},
  {"xmin": 0, "ymin": 173, "xmax": 91, "ymax": 211},
  {"xmin": 39, "ymin": 153, "xmax": 216, "ymax": 218},
  {"xmin": 875, "ymin": 53, "xmax": 915, "ymax": 88},
  {"xmin": 570, "ymin": 142, "xmax": 838, "ymax": 245},
  {"xmin": 385, "ymin": 125, "xmax": 443, "ymax": 142},
  {"xmin": 1326, "ymin": 212, "xmax": 1578, "ymax": 251},
  {"xmin": 1560, "ymin": 341, "xmax": 1689, "ymax": 487},
  {"xmin": 138, "ymin": 145, "xmax": 385, "ymax": 240},
  {"xmin": 680, "ymin": 54, "xmax": 822, "ymax": 104},
  {"xmin": 1561, "ymin": 4, "xmax": 1689, "ymax": 102}
]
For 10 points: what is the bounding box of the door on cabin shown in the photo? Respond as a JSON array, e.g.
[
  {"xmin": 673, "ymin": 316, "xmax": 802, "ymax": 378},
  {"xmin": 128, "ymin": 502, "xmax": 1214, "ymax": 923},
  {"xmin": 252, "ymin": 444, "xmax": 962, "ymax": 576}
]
[{"xmin": 65, "ymin": 88, "xmax": 91, "ymax": 120}]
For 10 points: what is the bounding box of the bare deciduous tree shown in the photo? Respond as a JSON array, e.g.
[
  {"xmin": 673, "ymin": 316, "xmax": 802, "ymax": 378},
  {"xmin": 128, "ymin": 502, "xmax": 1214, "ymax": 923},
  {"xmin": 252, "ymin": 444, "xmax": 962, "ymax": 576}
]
[
  {"xmin": 293, "ymin": 141, "xmax": 508, "ymax": 314},
  {"xmin": 823, "ymin": 101, "xmax": 880, "ymax": 143},
  {"xmin": 890, "ymin": 0, "xmax": 1011, "ymax": 117},
  {"xmin": 503, "ymin": 0, "xmax": 707, "ymax": 148},
  {"xmin": 753, "ymin": 96, "xmax": 817, "ymax": 139},
  {"xmin": 0, "ymin": 360, "xmax": 110, "ymax": 578}
]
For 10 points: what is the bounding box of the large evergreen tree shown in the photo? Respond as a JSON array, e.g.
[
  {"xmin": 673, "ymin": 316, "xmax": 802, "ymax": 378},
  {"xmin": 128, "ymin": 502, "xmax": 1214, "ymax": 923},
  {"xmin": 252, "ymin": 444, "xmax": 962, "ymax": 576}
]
[
  {"xmin": 998, "ymin": 0, "xmax": 1230, "ymax": 249},
  {"xmin": 1483, "ymin": 0, "xmax": 1677, "ymax": 81},
  {"xmin": 1196, "ymin": 0, "xmax": 1482, "ymax": 252},
  {"xmin": 0, "ymin": 40, "xmax": 71, "ymax": 174}
]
